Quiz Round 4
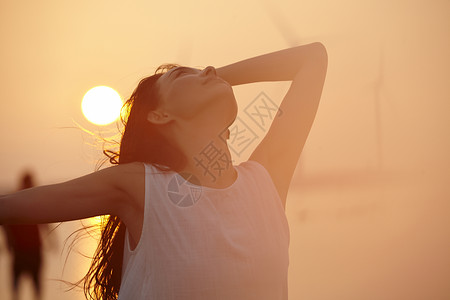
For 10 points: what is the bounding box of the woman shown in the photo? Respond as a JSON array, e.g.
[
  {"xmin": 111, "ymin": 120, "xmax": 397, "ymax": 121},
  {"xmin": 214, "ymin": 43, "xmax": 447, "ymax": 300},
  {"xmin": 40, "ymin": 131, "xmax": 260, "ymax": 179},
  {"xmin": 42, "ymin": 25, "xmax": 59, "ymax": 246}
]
[{"xmin": 0, "ymin": 43, "xmax": 327, "ymax": 299}]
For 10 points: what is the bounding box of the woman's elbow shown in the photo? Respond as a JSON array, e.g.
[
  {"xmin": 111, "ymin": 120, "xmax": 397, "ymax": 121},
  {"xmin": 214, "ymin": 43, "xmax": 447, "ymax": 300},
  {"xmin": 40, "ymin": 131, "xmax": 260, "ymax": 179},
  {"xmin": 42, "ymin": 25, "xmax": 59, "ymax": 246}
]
[{"xmin": 313, "ymin": 42, "xmax": 328, "ymax": 67}]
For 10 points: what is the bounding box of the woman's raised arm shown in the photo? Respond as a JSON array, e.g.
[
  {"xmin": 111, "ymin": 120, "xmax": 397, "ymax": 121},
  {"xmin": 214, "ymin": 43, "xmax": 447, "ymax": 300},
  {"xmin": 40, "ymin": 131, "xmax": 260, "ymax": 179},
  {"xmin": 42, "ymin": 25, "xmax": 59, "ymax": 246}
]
[
  {"xmin": 0, "ymin": 162, "xmax": 143, "ymax": 225},
  {"xmin": 217, "ymin": 43, "xmax": 328, "ymax": 207},
  {"xmin": 216, "ymin": 42, "xmax": 326, "ymax": 85}
]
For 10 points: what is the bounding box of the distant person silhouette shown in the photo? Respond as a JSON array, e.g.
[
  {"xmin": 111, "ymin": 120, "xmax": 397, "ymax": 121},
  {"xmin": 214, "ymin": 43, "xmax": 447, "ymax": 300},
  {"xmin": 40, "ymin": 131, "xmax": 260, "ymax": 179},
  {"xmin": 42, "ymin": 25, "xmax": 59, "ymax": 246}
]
[{"xmin": 3, "ymin": 172, "xmax": 43, "ymax": 300}]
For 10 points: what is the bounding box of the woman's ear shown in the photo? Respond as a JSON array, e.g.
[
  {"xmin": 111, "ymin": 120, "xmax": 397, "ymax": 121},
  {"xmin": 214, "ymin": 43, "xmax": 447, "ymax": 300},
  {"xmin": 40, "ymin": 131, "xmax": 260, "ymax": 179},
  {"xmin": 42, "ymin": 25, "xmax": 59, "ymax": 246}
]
[{"xmin": 147, "ymin": 110, "xmax": 171, "ymax": 125}]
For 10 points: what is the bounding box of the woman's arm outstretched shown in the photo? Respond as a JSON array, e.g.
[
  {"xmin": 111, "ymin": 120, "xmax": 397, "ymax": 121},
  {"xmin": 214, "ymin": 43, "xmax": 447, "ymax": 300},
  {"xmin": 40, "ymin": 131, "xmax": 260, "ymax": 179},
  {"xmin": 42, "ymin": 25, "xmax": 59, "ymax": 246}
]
[
  {"xmin": 217, "ymin": 43, "xmax": 328, "ymax": 207},
  {"xmin": 0, "ymin": 163, "xmax": 143, "ymax": 225}
]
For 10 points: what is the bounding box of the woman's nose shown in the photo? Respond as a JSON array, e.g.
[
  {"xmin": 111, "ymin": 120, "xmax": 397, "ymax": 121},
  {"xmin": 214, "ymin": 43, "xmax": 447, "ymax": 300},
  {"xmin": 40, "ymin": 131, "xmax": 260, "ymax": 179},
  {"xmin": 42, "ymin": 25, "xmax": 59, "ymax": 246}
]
[{"xmin": 202, "ymin": 66, "xmax": 216, "ymax": 76}]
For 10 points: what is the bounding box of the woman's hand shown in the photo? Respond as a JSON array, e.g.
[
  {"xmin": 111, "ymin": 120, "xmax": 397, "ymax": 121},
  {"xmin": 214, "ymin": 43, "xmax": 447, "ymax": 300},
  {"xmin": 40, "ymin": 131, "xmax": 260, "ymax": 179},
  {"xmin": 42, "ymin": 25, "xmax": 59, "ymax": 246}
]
[{"xmin": 216, "ymin": 42, "xmax": 326, "ymax": 85}]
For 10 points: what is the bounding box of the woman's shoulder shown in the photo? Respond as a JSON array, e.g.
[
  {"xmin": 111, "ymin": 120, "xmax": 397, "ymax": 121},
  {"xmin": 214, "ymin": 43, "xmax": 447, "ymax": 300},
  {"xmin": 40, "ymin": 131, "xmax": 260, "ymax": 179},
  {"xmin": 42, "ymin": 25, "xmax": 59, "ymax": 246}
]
[
  {"xmin": 107, "ymin": 162, "xmax": 173, "ymax": 186},
  {"xmin": 91, "ymin": 162, "xmax": 144, "ymax": 186},
  {"xmin": 98, "ymin": 162, "xmax": 145, "ymax": 178},
  {"xmin": 94, "ymin": 162, "xmax": 145, "ymax": 205},
  {"xmin": 239, "ymin": 159, "xmax": 270, "ymax": 175},
  {"xmin": 114, "ymin": 161, "xmax": 146, "ymax": 175}
]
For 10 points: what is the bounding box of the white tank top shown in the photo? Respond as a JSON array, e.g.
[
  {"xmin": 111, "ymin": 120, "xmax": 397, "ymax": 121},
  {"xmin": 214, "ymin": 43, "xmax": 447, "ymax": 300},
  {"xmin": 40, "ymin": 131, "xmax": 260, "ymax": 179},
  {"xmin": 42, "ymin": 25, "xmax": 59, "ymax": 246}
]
[{"xmin": 117, "ymin": 160, "xmax": 290, "ymax": 300}]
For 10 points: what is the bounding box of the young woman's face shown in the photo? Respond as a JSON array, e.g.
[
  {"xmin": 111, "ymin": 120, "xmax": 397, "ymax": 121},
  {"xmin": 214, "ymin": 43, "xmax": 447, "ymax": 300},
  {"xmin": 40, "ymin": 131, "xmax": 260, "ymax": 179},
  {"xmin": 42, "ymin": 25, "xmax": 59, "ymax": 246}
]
[{"xmin": 155, "ymin": 66, "xmax": 237, "ymax": 126}]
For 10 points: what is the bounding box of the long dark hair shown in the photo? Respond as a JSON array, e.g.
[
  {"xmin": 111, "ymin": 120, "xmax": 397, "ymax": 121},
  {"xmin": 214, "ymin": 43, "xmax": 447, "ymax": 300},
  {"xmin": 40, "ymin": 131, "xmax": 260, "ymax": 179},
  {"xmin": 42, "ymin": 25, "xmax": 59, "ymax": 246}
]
[{"xmin": 80, "ymin": 64, "xmax": 186, "ymax": 299}]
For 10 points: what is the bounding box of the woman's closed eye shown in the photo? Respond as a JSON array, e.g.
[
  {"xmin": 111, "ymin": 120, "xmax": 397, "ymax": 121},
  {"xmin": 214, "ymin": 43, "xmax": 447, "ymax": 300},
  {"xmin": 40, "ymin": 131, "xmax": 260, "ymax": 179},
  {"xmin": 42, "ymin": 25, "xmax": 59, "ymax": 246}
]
[
  {"xmin": 170, "ymin": 68, "xmax": 202, "ymax": 83},
  {"xmin": 170, "ymin": 68, "xmax": 191, "ymax": 80}
]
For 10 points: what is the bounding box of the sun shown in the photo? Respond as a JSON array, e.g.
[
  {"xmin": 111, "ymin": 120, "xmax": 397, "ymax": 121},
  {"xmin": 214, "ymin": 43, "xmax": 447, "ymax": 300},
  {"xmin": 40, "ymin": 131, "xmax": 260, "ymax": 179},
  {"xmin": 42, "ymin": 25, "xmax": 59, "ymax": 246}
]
[{"xmin": 81, "ymin": 86, "xmax": 123, "ymax": 125}]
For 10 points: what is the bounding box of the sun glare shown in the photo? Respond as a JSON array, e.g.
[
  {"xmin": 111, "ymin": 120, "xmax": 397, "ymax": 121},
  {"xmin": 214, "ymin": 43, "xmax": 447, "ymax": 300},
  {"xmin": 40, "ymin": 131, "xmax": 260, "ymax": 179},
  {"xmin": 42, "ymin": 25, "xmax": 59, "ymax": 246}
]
[{"xmin": 82, "ymin": 86, "xmax": 123, "ymax": 125}]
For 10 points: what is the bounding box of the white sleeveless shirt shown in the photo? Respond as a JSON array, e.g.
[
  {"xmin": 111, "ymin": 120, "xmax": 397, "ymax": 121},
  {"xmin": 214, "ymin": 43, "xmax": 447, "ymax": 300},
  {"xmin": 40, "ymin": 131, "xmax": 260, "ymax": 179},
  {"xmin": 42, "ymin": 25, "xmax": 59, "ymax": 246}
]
[{"xmin": 117, "ymin": 160, "xmax": 290, "ymax": 300}]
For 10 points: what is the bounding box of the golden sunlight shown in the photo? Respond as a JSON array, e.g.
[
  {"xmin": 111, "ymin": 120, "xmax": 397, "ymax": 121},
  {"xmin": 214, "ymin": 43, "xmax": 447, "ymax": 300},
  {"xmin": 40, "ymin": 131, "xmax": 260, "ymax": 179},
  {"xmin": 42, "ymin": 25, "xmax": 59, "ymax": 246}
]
[
  {"xmin": 88, "ymin": 215, "xmax": 105, "ymax": 227},
  {"xmin": 81, "ymin": 86, "xmax": 123, "ymax": 125}
]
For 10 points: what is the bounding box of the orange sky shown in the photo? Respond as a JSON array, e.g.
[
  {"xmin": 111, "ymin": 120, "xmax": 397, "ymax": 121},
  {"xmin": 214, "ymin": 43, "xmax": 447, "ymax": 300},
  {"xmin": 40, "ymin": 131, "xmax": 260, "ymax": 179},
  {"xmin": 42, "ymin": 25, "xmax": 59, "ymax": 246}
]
[
  {"xmin": 0, "ymin": 0, "xmax": 448, "ymax": 185},
  {"xmin": 0, "ymin": 0, "xmax": 449, "ymax": 299}
]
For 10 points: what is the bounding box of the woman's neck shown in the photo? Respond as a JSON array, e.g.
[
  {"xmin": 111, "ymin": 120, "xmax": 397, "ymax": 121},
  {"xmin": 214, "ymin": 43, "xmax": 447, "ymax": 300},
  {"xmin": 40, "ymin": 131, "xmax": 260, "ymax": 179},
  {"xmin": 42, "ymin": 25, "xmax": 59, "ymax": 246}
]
[{"xmin": 176, "ymin": 131, "xmax": 236, "ymax": 189}]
